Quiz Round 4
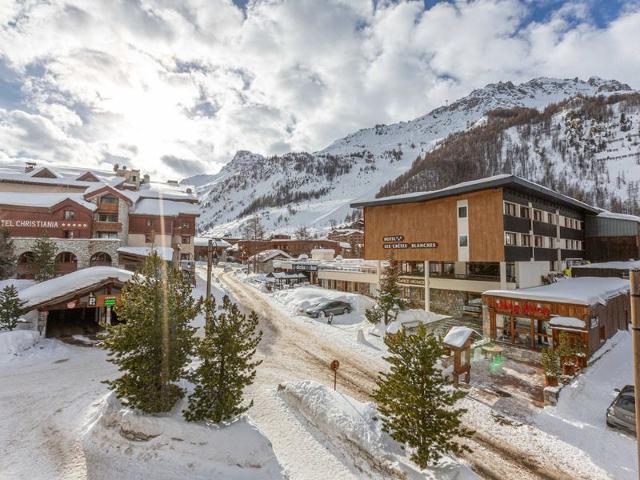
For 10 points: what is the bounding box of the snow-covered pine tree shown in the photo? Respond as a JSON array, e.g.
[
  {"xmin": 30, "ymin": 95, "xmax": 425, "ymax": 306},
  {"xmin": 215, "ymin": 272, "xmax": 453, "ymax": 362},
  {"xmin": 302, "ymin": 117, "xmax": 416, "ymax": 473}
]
[
  {"xmin": 373, "ymin": 324, "xmax": 473, "ymax": 468},
  {"xmin": 185, "ymin": 295, "xmax": 263, "ymax": 423},
  {"xmin": 102, "ymin": 253, "xmax": 200, "ymax": 413},
  {"xmin": 30, "ymin": 236, "xmax": 57, "ymax": 282},
  {"xmin": 365, "ymin": 253, "xmax": 405, "ymax": 327},
  {"xmin": 0, "ymin": 285, "xmax": 26, "ymax": 331},
  {"xmin": 0, "ymin": 229, "xmax": 16, "ymax": 280}
]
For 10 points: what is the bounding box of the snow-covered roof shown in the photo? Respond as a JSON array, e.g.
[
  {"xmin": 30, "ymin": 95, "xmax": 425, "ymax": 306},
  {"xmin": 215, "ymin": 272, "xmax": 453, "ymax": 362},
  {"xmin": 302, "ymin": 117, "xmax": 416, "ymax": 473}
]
[
  {"xmin": 135, "ymin": 181, "xmax": 197, "ymax": 201},
  {"xmin": 193, "ymin": 237, "xmax": 232, "ymax": 248},
  {"xmin": 484, "ymin": 277, "xmax": 630, "ymax": 306},
  {"xmin": 443, "ymin": 326, "xmax": 475, "ymax": 348},
  {"xmin": 573, "ymin": 260, "xmax": 640, "ymax": 270},
  {"xmin": 19, "ymin": 267, "xmax": 133, "ymax": 309},
  {"xmin": 351, "ymin": 174, "xmax": 600, "ymax": 213},
  {"xmin": 131, "ymin": 198, "xmax": 199, "ymax": 216},
  {"xmin": 117, "ymin": 246, "xmax": 174, "ymax": 261},
  {"xmin": 248, "ymin": 249, "xmax": 291, "ymax": 263},
  {"xmin": 549, "ymin": 316, "xmax": 586, "ymax": 330},
  {"xmin": 0, "ymin": 279, "xmax": 35, "ymax": 291},
  {"xmin": 597, "ymin": 211, "xmax": 640, "ymax": 223},
  {"xmin": 0, "ymin": 192, "xmax": 97, "ymax": 211}
]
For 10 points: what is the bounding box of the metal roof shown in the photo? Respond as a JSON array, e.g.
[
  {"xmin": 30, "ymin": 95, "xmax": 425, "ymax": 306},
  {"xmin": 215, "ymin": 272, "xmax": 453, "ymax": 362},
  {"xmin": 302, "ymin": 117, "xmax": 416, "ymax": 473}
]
[{"xmin": 350, "ymin": 174, "xmax": 600, "ymax": 213}]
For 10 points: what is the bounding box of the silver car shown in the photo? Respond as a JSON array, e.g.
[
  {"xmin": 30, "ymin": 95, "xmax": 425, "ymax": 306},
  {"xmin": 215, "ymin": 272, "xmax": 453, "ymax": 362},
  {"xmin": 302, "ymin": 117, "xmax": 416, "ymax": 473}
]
[
  {"xmin": 304, "ymin": 300, "xmax": 352, "ymax": 318},
  {"xmin": 606, "ymin": 385, "xmax": 636, "ymax": 436}
]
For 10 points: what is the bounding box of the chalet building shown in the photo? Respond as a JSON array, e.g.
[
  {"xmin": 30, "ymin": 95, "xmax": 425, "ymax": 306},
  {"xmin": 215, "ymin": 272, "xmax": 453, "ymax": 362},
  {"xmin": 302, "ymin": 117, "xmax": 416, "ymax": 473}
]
[
  {"xmin": 235, "ymin": 238, "xmax": 347, "ymax": 262},
  {"xmin": 193, "ymin": 237, "xmax": 232, "ymax": 261},
  {"xmin": 0, "ymin": 163, "xmax": 199, "ymax": 278},
  {"xmin": 482, "ymin": 277, "xmax": 630, "ymax": 358},
  {"xmin": 327, "ymin": 228, "xmax": 364, "ymax": 247},
  {"xmin": 350, "ymin": 174, "xmax": 617, "ymax": 317}
]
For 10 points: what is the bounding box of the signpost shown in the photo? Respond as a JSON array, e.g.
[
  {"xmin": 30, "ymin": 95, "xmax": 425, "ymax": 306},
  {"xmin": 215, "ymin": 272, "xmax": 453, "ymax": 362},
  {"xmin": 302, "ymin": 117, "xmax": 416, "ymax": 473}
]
[{"xmin": 330, "ymin": 360, "xmax": 340, "ymax": 390}]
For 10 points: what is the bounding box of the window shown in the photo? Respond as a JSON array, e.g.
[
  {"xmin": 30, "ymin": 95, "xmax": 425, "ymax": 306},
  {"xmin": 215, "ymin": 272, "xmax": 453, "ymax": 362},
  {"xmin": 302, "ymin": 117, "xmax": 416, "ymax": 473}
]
[
  {"xmin": 520, "ymin": 206, "xmax": 530, "ymax": 219},
  {"xmin": 521, "ymin": 234, "xmax": 531, "ymax": 246},
  {"xmin": 549, "ymin": 237, "xmax": 557, "ymax": 248},
  {"xmin": 146, "ymin": 219, "xmax": 154, "ymax": 227},
  {"xmin": 96, "ymin": 231, "xmax": 118, "ymax": 239},
  {"xmin": 504, "ymin": 232, "xmax": 517, "ymax": 246},
  {"xmin": 180, "ymin": 253, "xmax": 190, "ymax": 261},
  {"xmin": 97, "ymin": 213, "xmax": 118, "ymax": 222},
  {"xmin": 458, "ymin": 205, "xmax": 468, "ymax": 218},
  {"xmin": 63, "ymin": 230, "xmax": 75, "ymax": 239},
  {"xmin": 534, "ymin": 235, "xmax": 545, "ymax": 247},
  {"xmin": 63, "ymin": 210, "xmax": 75, "ymax": 220},
  {"xmin": 181, "ymin": 235, "xmax": 191, "ymax": 244},
  {"xmin": 503, "ymin": 202, "xmax": 518, "ymax": 216},
  {"xmin": 533, "ymin": 209, "xmax": 544, "ymax": 222},
  {"xmin": 577, "ymin": 221, "xmax": 583, "ymax": 230},
  {"xmin": 145, "ymin": 233, "xmax": 153, "ymax": 243},
  {"xmin": 547, "ymin": 212, "xmax": 556, "ymax": 224},
  {"xmin": 180, "ymin": 221, "xmax": 191, "ymax": 229},
  {"xmin": 458, "ymin": 235, "xmax": 468, "ymax": 247},
  {"xmin": 100, "ymin": 195, "xmax": 118, "ymax": 205}
]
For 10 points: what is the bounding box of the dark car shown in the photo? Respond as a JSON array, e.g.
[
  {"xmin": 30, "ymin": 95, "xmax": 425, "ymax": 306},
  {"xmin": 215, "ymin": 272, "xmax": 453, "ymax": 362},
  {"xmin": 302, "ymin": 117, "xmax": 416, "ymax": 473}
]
[
  {"xmin": 304, "ymin": 300, "xmax": 352, "ymax": 318},
  {"xmin": 606, "ymin": 385, "xmax": 636, "ymax": 435}
]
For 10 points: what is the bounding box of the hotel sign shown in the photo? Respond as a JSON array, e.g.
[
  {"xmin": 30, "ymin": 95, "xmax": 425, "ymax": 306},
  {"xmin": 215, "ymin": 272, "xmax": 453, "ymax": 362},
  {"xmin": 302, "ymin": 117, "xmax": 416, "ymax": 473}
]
[
  {"xmin": 382, "ymin": 235, "xmax": 437, "ymax": 250},
  {"xmin": 0, "ymin": 219, "xmax": 89, "ymax": 229}
]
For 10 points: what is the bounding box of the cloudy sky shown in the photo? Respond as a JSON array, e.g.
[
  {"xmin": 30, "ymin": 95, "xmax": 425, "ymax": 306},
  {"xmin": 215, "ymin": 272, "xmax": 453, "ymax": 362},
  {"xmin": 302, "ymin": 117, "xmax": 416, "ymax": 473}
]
[{"xmin": 1, "ymin": 0, "xmax": 639, "ymax": 180}]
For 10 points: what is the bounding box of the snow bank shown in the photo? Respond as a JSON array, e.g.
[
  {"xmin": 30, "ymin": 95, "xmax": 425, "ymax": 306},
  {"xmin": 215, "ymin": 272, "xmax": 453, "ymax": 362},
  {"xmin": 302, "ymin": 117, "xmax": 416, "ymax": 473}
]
[
  {"xmin": 484, "ymin": 277, "xmax": 629, "ymax": 306},
  {"xmin": 278, "ymin": 380, "xmax": 477, "ymax": 479},
  {"xmin": 272, "ymin": 286, "xmax": 374, "ymax": 314},
  {"xmin": 385, "ymin": 309, "xmax": 445, "ymax": 334},
  {"xmin": 535, "ymin": 331, "xmax": 636, "ymax": 479},
  {"xmin": 0, "ymin": 330, "xmax": 40, "ymax": 360},
  {"xmin": 82, "ymin": 392, "xmax": 284, "ymax": 480}
]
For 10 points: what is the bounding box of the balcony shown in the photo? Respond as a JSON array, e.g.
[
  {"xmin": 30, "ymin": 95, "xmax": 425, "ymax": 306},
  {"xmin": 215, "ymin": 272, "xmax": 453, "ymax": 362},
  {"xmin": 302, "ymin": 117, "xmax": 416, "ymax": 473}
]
[
  {"xmin": 97, "ymin": 202, "xmax": 119, "ymax": 214},
  {"xmin": 93, "ymin": 221, "xmax": 122, "ymax": 233}
]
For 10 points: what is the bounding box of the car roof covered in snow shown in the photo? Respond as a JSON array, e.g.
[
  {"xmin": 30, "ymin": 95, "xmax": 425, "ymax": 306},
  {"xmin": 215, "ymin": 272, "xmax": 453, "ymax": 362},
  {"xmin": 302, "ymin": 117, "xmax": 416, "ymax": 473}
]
[
  {"xmin": 350, "ymin": 174, "xmax": 600, "ymax": 213},
  {"xmin": 484, "ymin": 277, "xmax": 630, "ymax": 306},
  {"xmin": 19, "ymin": 267, "xmax": 133, "ymax": 309}
]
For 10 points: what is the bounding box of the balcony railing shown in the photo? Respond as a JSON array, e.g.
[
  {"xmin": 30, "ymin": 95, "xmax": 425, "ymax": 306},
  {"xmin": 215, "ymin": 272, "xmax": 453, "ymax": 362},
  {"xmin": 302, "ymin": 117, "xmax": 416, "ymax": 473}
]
[
  {"xmin": 429, "ymin": 272, "xmax": 515, "ymax": 283},
  {"xmin": 93, "ymin": 221, "xmax": 122, "ymax": 232},
  {"xmin": 97, "ymin": 203, "xmax": 119, "ymax": 213}
]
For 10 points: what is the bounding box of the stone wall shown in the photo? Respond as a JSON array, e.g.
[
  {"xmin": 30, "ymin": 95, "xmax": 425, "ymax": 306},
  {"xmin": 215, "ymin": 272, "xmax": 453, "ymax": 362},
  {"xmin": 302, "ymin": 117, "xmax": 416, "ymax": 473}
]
[
  {"xmin": 429, "ymin": 288, "xmax": 468, "ymax": 316},
  {"xmin": 14, "ymin": 238, "xmax": 121, "ymax": 268}
]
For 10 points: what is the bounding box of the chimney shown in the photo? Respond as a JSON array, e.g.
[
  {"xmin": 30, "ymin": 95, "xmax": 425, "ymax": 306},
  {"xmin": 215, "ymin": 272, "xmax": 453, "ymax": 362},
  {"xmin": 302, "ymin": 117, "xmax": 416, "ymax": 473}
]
[{"xmin": 25, "ymin": 161, "xmax": 36, "ymax": 173}]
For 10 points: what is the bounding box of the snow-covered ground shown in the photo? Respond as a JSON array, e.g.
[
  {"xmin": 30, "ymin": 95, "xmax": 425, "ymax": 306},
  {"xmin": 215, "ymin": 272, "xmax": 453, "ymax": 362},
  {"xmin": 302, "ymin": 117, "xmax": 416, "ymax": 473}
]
[{"xmin": 535, "ymin": 330, "xmax": 636, "ymax": 479}]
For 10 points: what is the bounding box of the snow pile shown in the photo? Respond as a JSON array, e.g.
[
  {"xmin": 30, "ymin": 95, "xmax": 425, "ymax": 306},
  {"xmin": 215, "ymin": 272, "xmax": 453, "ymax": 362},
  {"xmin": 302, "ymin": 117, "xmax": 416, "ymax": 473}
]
[
  {"xmin": 385, "ymin": 309, "xmax": 445, "ymax": 334},
  {"xmin": 484, "ymin": 277, "xmax": 629, "ymax": 306},
  {"xmin": 0, "ymin": 330, "xmax": 40, "ymax": 360},
  {"xmin": 272, "ymin": 286, "xmax": 374, "ymax": 314},
  {"xmin": 534, "ymin": 331, "xmax": 636, "ymax": 479},
  {"xmin": 19, "ymin": 266, "xmax": 134, "ymax": 309},
  {"xmin": 82, "ymin": 392, "xmax": 284, "ymax": 480},
  {"xmin": 549, "ymin": 316, "xmax": 585, "ymax": 329},
  {"xmin": 443, "ymin": 326, "xmax": 474, "ymax": 349},
  {"xmin": 278, "ymin": 380, "xmax": 477, "ymax": 479}
]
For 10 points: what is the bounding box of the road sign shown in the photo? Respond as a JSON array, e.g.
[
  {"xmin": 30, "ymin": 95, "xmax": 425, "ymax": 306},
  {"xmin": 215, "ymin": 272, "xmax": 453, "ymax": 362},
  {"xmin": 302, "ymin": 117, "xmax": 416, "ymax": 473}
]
[
  {"xmin": 330, "ymin": 360, "xmax": 340, "ymax": 390},
  {"xmin": 104, "ymin": 297, "xmax": 117, "ymax": 307}
]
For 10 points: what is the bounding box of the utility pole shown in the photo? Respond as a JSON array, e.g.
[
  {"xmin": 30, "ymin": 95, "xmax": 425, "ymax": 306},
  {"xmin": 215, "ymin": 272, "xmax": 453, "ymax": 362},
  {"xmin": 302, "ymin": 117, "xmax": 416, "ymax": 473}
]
[
  {"xmin": 206, "ymin": 239, "xmax": 213, "ymax": 301},
  {"xmin": 630, "ymin": 269, "xmax": 640, "ymax": 477}
]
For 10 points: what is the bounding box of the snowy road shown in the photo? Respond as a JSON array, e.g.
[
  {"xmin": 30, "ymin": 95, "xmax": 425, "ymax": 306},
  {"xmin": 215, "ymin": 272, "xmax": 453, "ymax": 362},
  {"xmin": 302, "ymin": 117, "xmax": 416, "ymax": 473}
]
[{"xmin": 218, "ymin": 270, "xmax": 592, "ymax": 480}]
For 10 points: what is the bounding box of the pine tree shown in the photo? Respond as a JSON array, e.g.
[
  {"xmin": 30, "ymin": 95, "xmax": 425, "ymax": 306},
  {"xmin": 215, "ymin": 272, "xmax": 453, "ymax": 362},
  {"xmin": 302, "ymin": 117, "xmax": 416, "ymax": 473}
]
[
  {"xmin": 101, "ymin": 253, "xmax": 200, "ymax": 413},
  {"xmin": 242, "ymin": 216, "xmax": 265, "ymax": 240},
  {"xmin": 30, "ymin": 236, "xmax": 57, "ymax": 282},
  {"xmin": 0, "ymin": 285, "xmax": 26, "ymax": 331},
  {"xmin": 0, "ymin": 229, "xmax": 16, "ymax": 280},
  {"xmin": 373, "ymin": 324, "xmax": 473, "ymax": 468},
  {"xmin": 185, "ymin": 295, "xmax": 263, "ymax": 423},
  {"xmin": 294, "ymin": 225, "xmax": 311, "ymax": 240},
  {"xmin": 365, "ymin": 253, "xmax": 405, "ymax": 326}
]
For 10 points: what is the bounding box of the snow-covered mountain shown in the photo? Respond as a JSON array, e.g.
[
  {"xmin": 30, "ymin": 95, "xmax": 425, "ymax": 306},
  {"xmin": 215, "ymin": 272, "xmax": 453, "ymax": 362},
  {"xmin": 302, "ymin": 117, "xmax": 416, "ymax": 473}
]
[{"xmin": 191, "ymin": 77, "xmax": 637, "ymax": 236}]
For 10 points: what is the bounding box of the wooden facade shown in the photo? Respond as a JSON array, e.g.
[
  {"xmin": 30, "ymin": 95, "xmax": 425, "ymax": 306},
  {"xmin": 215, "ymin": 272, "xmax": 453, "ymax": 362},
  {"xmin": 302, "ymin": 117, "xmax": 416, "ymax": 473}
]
[
  {"xmin": 363, "ymin": 188, "xmax": 504, "ymax": 262},
  {"xmin": 482, "ymin": 291, "xmax": 630, "ymax": 356},
  {"xmin": 0, "ymin": 199, "xmax": 93, "ymax": 239}
]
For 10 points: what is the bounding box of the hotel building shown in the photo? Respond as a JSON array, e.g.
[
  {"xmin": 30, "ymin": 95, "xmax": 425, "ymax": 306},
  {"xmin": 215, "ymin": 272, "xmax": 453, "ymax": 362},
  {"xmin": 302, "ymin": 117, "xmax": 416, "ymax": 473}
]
[
  {"xmin": 0, "ymin": 163, "xmax": 199, "ymax": 277},
  {"xmin": 348, "ymin": 174, "xmax": 634, "ymax": 317}
]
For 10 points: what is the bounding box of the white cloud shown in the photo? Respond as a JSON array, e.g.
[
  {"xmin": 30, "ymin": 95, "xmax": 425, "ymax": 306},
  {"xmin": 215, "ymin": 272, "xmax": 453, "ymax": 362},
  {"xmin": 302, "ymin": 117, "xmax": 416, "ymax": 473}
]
[{"xmin": 0, "ymin": 0, "xmax": 638, "ymax": 179}]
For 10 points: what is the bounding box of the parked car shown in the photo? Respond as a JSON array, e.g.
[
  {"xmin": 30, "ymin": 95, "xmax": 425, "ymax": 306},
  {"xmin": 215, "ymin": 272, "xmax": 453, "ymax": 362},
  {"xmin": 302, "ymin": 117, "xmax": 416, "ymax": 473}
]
[
  {"xmin": 304, "ymin": 300, "xmax": 352, "ymax": 318},
  {"xmin": 606, "ymin": 385, "xmax": 636, "ymax": 435}
]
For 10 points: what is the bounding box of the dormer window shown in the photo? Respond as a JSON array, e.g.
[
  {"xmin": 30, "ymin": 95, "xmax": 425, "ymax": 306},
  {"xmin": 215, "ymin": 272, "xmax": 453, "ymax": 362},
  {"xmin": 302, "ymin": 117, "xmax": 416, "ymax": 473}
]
[{"xmin": 64, "ymin": 210, "xmax": 75, "ymax": 220}]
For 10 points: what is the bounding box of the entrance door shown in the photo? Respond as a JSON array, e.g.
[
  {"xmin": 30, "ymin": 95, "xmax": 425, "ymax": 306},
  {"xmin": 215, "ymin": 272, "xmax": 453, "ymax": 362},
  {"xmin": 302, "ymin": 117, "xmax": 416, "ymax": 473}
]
[{"xmin": 45, "ymin": 307, "xmax": 100, "ymax": 338}]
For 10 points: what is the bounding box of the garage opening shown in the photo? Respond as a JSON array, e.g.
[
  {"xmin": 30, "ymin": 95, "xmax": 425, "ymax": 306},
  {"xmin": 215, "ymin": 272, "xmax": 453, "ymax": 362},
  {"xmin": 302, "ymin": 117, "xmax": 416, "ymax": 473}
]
[{"xmin": 45, "ymin": 307, "xmax": 119, "ymax": 338}]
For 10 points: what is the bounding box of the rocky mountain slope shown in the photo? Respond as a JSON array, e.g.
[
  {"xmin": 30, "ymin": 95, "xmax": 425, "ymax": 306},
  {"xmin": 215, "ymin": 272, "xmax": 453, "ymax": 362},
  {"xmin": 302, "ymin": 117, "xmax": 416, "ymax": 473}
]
[{"xmin": 191, "ymin": 77, "xmax": 637, "ymax": 236}]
